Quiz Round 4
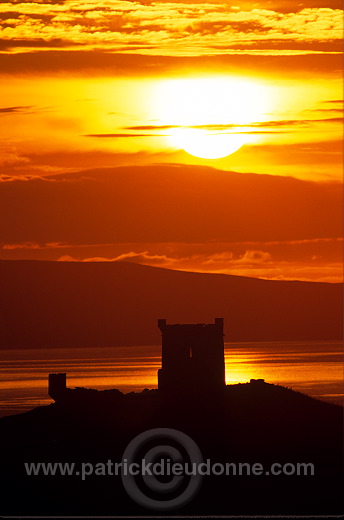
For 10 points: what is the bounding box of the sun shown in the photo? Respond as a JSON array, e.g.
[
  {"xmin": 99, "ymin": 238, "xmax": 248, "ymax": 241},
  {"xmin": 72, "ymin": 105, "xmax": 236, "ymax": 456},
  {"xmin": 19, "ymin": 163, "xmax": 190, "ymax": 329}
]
[
  {"xmin": 153, "ymin": 77, "xmax": 271, "ymax": 159},
  {"xmin": 169, "ymin": 128, "xmax": 248, "ymax": 160}
]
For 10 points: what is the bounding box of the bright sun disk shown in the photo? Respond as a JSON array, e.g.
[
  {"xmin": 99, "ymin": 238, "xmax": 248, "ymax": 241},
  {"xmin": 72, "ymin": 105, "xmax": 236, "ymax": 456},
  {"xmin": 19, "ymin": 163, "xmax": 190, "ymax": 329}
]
[{"xmin": 153, "ymin": 77, "xmax": 271, "ymax": 159}]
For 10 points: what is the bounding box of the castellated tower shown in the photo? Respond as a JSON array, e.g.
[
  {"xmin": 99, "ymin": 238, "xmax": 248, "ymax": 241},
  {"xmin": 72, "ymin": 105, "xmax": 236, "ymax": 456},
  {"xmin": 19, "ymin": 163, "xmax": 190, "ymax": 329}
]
[
  {"xmin": 48, "ymin": 373, "xmax": 67, "ymax": 401},
  {"xmin": 158, "ymin": 318, "xmax": 225, "ymax": 394}
]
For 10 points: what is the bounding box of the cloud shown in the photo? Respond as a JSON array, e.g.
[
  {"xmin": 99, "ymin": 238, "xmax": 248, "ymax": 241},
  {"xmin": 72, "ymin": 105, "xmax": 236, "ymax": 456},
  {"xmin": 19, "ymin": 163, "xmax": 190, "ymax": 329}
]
[
  {"xmin": 0, "ymin": 164, "xmax": 341, "ymax": 248},
  {"xmin": 305, "ymin": 108, "xmax": 343, "ymax": 114},
  {"xmin": 2, "ymin": 132, "xmax": 341, "ymax": 183},
  {"xmin": 321, "ymin": 100, "xmax": 342, "ymax": 104},
  {"xmin": 2, "ymin": 241, "xmax": 67, "ymax": 250},
  {"xmin": 0, "ymin": 145, "xmax": 30, "ymax": 168},
  {"xmin": 0, "ymin": 105, "xmax": 34, "ymax": 114},
  {"xmin": 83, "ymin": 133, "xmax": 169, "ymax": 138},
  {"xmin": 0, "ymin": 2, "xmax": 342, "ymax": 57},
  {"xmin": 2, "ymin": 235, "xmax": 342, "ymax": 283},
  {"xmin": 123, "ymin": 118, "xmax": 342, "ymax": 132},
  {"xmin": 4, "ymin": 236, "xmax": 341, "ymax": 251},
  {"xmin": 54, "ymin": 247, "xmax": 342, "ymax": 283},
  {"xmin": 81, "ymin": 118, "xmax": 340, "ymax": 150},
  {"xmin": 203, "ymin": 249, "xmax": 273, "ymax": 265},
  {"xmin": 0, "ymin": 49, "xmax": 340, "ymax": 77},
  {"xmin": 58, "ymin": 251, "xmax": 174, "ymax": 265},
  {"xmin": 2, "ymin": 241, "xmax": 42, "ymax": 250},
  {"xmin": 123, "ymin": 125, "xmax": 180, "ymax": 131}
]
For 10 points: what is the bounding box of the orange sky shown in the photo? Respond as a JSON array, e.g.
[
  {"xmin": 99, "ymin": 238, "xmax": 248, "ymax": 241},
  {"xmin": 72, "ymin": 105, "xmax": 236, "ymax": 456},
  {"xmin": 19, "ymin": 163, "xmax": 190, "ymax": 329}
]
[{"xmin": 0, "ymin": 0, "xmax": 342, "ymax": 282}]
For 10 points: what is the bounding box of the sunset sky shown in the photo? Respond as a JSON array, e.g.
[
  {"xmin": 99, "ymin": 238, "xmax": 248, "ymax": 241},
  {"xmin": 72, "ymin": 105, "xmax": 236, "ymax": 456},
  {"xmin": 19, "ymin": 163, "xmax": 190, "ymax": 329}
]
[{"xmin": 0, "ymin": 0, "xmax": 342, "ymax": 282}]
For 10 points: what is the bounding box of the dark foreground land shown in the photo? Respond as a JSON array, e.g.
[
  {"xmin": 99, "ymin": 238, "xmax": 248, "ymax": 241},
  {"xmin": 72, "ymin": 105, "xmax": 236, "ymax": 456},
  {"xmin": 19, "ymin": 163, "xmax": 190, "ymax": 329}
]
[{"xmin": 1, "ymin": 381, "xmax": 343, "ymax": 517}]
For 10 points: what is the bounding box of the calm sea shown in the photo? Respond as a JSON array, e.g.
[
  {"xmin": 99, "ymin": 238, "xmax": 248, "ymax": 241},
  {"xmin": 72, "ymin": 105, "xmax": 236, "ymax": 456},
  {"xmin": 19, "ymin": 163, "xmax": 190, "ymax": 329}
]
[{"xmin": 0, "ymin": 341, "xmax": 342, "ymax": 417}]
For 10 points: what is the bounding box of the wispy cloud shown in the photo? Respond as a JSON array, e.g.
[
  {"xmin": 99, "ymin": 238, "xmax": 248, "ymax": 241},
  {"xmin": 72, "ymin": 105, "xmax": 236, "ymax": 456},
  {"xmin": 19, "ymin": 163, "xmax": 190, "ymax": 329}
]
[
  {"xmin": 2, "ymin": 236, "xmax": 342, "ymax": 282},
  {"xmin": 0, "ymin": 105, "xmax": 34, "ymax": 114},
  {"xmin": 125, "ymin": 118, "xmax": 343, "ymax": 130},
  {"xmin": 321, "ymin": 99, "xmax": 343, "ymax": 104},
  {"xmin": 83, "ymin": 133, "xmax": 169, "ymax": 138},
  {"xmin": 2, "ymin": 241, "xmax": 67, "ymax": 250},
  {"xmin": 85, "ymin": 118, "xmax": 344, "ymax": 142},
  {"xmin": 55, "ymin": 247, "xmax": 343, "ymax": 283}
]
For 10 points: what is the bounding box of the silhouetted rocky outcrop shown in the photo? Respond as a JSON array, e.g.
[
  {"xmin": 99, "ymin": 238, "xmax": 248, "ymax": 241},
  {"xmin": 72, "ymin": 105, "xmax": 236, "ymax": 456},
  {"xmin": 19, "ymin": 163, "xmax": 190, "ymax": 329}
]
[{"xmin": 1, "ymin": 382, "xmax": 342, "ymax": 516}]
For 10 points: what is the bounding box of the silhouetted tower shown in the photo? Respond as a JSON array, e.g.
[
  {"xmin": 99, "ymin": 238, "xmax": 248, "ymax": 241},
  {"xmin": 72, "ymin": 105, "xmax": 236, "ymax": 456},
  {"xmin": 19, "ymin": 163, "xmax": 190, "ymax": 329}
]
[
  {"xmin": 48, "ymin": 373, "xmax": 67, "ymax": 401},
  {"xmin": 158, "ymin": 318, "xmax": 225, "ymax": 394}
]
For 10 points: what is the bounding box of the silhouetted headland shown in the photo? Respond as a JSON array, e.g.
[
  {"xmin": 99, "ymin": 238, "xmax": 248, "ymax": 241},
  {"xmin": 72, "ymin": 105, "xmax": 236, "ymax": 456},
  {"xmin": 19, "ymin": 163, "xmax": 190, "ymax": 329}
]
[{"xmin": 0, "ymin": 318, "xmax": 342, "ymax": 516}]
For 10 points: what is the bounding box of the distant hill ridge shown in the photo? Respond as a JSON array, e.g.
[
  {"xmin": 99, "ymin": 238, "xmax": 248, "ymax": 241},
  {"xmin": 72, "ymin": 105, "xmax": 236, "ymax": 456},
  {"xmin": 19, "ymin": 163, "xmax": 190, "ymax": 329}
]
[{"xmin": 0, "ymin": 259, "xmax": 342, "ymax": 348}]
